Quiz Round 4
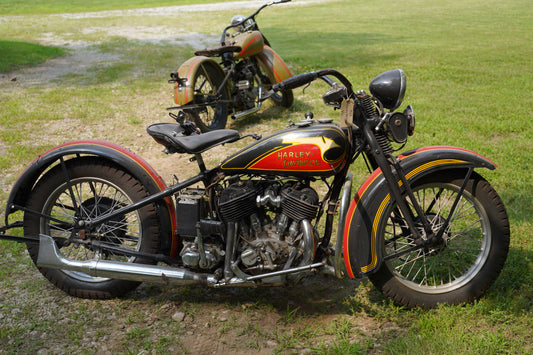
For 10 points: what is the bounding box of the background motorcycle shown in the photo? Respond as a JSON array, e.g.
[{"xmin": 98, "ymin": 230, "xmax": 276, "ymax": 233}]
[
  {"xmin": 0, "ymin": 68, "xmax": 509, "ymax": 308},
  {"xmin": 169, "ymin": 0, "xmax": 294, "ymax": 132}
]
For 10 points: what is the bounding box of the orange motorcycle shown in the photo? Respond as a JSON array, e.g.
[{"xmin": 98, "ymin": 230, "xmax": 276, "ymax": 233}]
[{"xmin": 169, "ymin": 0, "xmax": 294, "ymax": 132}]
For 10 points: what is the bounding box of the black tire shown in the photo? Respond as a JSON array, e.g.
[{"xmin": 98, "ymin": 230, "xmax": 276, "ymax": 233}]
[
  {"xmin": 270, "ymin": 88, "xmax": 293, "ymax": 108},
  {"xmin": 189, "ymin": 63, "xmax": 229, "ymax": 132},
  {"xmin": 24, "ymin": 158, "xmax": 161, "ymax": 299},
  {"xmin": 368, "ymin": 170, "xmax": 510, "ymax": 308},
  {"xmin": 257, "ymin": 65, "xmax": 293, "ymax": 108}
]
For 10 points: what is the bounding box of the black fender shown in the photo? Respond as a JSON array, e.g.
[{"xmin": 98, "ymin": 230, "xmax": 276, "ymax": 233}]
[
  {"xmin": 342, "ymin": 146, "xmax": 497, "ymax": 278},
  {"xmin": 5, "ymin": 140, "xmax": 178, "ymax": 257}
]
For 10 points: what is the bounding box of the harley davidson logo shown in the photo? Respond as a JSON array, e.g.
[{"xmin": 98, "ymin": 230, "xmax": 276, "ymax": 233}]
[
  {"xmin": 281, "ymin": 136, "xmax": 340, "ymax": 163},
  {"xmin": 244, "ymin": 136, "xmax": 343, "ymax": 172}
]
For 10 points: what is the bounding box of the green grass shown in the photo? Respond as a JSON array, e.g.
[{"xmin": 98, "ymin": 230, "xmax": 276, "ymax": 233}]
[
  {"xmin": 0, "ymin": 0, "xmax": 531, "ymax": 353},
  {"xmin": 0, "ymin": 0, "xmax": 235, "ymax": 15},
  {"xmin": 0, "ymin": 41, "xmax": 66, "ymax": 72}
]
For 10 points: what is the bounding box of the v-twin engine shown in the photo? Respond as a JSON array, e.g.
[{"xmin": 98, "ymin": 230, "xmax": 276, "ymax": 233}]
[{"xmin": 176, "ymin": 179, "xmax": 320, "ymax": 276}]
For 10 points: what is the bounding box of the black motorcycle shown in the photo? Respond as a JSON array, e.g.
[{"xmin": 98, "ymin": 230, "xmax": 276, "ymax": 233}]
[{"xmin": 0, "ymin": 68, "xmax": 509, "ymax": 308}]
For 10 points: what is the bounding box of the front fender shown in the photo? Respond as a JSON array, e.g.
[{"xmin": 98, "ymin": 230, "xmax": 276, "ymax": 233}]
[
  {"xmin": 342, "ymin": 146, "xmax": 496, "ymax": 278},
  {"xmin": 174, "ymin": 56, "xmax": 227, "ymax": 105},
  {"xmin": 255, "ymin": 45, "xmax": 292, "ymax": 84},
  {"xmin": 5, "ymin": 140, "xmax": 178, "ymax": 256}
]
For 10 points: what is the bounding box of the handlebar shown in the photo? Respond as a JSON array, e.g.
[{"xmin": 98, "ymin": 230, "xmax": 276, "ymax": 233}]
[
  {"xmin": 272, "ymin": 72, "xmax": 319, "ymax": 91},
  {"xmin": 272, "ymin": 69, "xmax": 353, "ymax": 95},
  {"xmin": 220, "ymin": 0, "xmax": 292, "ymax": 45}
]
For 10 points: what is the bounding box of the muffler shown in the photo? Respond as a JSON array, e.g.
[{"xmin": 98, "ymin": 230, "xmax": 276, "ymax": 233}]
[{"xmin": 36, "ymin": 235, "xmax": 217, "ymax": 286}]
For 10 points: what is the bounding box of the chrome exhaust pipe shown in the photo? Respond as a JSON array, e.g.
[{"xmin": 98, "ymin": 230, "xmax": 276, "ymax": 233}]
[{"xmin": 36, "ymin": 235, "xmax": 217, "ymax": 286}]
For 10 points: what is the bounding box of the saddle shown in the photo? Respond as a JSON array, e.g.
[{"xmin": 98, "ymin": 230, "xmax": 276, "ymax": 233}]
[
  {"xmin": 146, "ymin": 123, "xmax": 240, "ymax": 154},
  {"xmin": 194, "ymin": 45, "xmax": 242, "ymax": 57}
]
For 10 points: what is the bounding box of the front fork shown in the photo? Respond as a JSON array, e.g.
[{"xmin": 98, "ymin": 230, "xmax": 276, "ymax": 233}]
[{"xmin": 363, "ymin": 125, "xmax": 471, "ymax": 249}]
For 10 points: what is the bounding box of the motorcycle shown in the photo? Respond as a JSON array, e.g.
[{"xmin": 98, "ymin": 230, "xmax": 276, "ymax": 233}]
[
  {"xmin": 169, "ymin": 0, "xmax": 294, "ymax": 132},
  {"xmin": 0, "ymin": 68, "xmax": 509, "ymax": 309}
]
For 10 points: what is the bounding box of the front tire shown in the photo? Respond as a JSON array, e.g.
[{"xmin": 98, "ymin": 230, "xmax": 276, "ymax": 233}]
[
  {"xmin": 24, "ymin": 158, "xmax": 161, "ymax": 299},
  {"xmin": 368, "ymin": 170, "xmax": 510, "ymax": 308},
  {"xmin": 257, "ymin": 66, "xmax": 293, "ymax": 108}
]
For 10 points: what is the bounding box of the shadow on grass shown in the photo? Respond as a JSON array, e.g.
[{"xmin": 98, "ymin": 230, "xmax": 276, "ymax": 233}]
[
  {"xmin": 130, "ymin": 274, "xmax": 366, "ymax": 317},
  {"xmin": 482, "ymin": 246, "xmax": 533, "ymax": 314},
  {"xmin": 266, "ymin": 30, "xmax": 403, "ymax": 70},
  {"xmin": 121, "ymin": 244, "xmax": 531, "ymax": 318}
]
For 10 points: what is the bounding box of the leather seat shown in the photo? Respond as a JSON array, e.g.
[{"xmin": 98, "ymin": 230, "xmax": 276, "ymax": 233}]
[{"xmin": 147, "ymin": 123, "xmax": 240, "ymax": 154}]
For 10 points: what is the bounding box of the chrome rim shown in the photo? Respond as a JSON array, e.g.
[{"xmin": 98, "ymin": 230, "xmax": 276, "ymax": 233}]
[
  {"xmin": 40, "ymin": 177, "xmax": 142, "ymax": 283},
  {"xmin": 383, "ymin": 182, "xmax": 490, "ymax": 294}
]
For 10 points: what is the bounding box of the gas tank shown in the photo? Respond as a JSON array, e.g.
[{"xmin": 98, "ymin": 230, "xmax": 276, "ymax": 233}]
[
  {"xmin": 220, "ymin": 122, "xmax": 348, "ymax": 177},
  {"xmin": 230, "ymin": 30, "xmax": 265, "ymax": 59}
]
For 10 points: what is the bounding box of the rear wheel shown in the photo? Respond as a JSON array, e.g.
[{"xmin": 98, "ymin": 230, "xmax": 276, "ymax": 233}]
[
  {"xmin": 368, "ymin": 170, "xmax": 510, "ymax": 308},
  {"xmin": 24, "ymin": 158, "xmax": 161, "ymax": 299},
  {"xmin": 189, "ymin": 63, "xmax": 229, "ymax": 132}
]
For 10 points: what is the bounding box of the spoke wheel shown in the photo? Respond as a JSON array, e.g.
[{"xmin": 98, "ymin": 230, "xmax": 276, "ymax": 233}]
[
  {"xmin": 189, "ymin": 64, "xmax": 228, "ymax": 132},
  {"xmin": 369, "ymin": 170, "xmax": 509, "ymax": 308},
  {"xmin": 24, "ymin": 158, "xmax": 160, "ymax": 299}
]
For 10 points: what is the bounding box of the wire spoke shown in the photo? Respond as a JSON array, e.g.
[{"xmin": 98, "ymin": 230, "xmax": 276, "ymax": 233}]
[{"xmin": 383, "ymin": 178, "xmax": 490, "ymax": 293}]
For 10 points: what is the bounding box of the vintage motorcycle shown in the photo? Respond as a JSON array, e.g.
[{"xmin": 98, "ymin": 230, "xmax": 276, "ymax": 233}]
[
  {"xmin": 169, "ymin": 0, "xmax": 294, "ymax": 132},
  {"xmin": 0, "ymin": 68, "xmax": 509, "ymax": 308}
]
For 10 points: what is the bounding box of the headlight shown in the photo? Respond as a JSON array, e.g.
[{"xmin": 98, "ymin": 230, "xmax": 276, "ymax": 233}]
[
  {"xmin": 231, "ymin": 15, "xmax": 255, "ymax": 32},
  {"xmin": 369, "ymin": 69, "xmax": 406, "ymax": 111}
]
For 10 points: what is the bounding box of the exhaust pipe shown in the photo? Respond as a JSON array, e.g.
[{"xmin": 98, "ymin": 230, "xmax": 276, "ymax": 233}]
[{"xmin": 36, "ymin": 235, "xmax": 217, "ymax": 286}]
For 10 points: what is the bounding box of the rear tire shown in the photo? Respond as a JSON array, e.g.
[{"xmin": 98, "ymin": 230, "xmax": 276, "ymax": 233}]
[
  {"xmin": 24, "ymin": 158, "xmax": 161, "ymax": 299},
  {"xmin": 368, "ymin": 170, "xmax": 510, "ymax": 308},
  {"xmin": 189, "ymin": 63, "xmax": 229, "ymax": 132}
]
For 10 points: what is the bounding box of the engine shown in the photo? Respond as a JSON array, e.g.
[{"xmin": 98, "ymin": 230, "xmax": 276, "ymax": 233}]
[
  {"xmin": 232, "ymin": 61, "xmax": 259, "ymax": 110},
  {"xmin": 218, "ymin": 179, "xmax": 319, "ymax": 274},
  {"xmin": 176, "ymin": 179, "xmax": 320, "ymax": 275}
]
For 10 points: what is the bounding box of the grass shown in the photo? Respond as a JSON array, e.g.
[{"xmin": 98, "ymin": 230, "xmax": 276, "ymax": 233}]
[
  {"xmin": 0, "ymin": 0, "xmax": 235, "ymax": 15},
  {"xmin": 0, "ymin": 0, "xmax": 531, "ymax": 353},
  {"xmin": 0, "ymin": 41, "xmax": 66, "ymax": 72}
]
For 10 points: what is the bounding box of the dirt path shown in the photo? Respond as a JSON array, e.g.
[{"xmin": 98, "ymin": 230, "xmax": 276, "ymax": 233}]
[{"xmin": 1, "ymin": 0, "xmax": 328, "ymax": 86}]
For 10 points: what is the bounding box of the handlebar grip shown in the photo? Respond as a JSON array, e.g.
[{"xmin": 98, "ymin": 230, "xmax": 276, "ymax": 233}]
[{"xmin": 273, "ymin": 72, "xmax": 318, "ymax": 92}]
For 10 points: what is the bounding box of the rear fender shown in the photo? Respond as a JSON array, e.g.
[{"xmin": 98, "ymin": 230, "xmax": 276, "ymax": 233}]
[
  {"xmin": 174, "ymin": 56, "xmax": 227, "ymax": 105},
  {"xmin": 255, "ymin": 45, "xmax": 292, "ymax": 84},
  {"xmin": 5, "ymin": 140, "xmax": 178, "ymax": 257},
  {"xmin": 342, "ymin": 146, "xmax": 496, "ymax": 278}
]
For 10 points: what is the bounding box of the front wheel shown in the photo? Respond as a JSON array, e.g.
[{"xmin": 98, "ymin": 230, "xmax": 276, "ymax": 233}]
[
  {"xmin": 189, "ymin": 62, "xmax": 229, "ymax": 132},
  {"xmin": 269, "ymin": 86, "xmax": 293, "ymax": 108},
  {"xmin": 24, "ymin": 157, "xmax": 161, "ymax": 299},
  {"xmin": 368, "ymin": 170, "xmax": 510, "ymax": 308},
  {"xmin": 258, "ymin": 68, "xmax": 294, "ymax": 108}
]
